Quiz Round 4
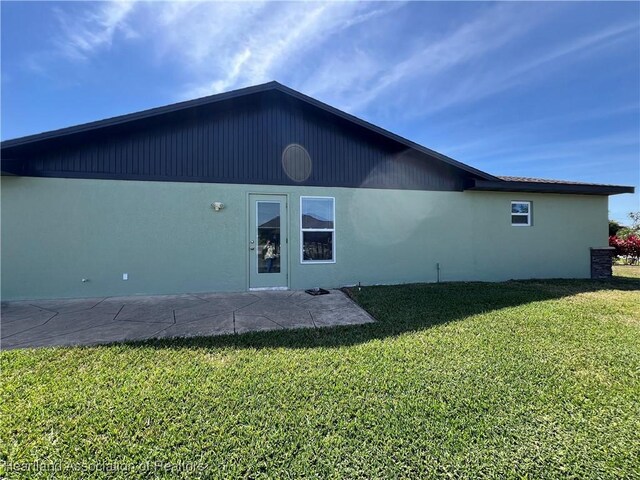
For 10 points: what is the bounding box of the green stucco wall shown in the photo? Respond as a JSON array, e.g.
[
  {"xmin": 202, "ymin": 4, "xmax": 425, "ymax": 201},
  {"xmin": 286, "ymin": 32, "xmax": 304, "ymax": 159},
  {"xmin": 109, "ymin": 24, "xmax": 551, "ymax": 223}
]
[{"xmin": 1, "ymin": 177, "xmax": 608, "ymax": 300}]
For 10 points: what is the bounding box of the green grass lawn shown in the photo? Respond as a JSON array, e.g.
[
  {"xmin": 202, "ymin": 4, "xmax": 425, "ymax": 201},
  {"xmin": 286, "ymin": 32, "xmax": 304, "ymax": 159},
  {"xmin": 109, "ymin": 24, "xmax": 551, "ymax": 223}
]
[
  {"xmin": 614, "ymin": 264, "xmax": 640, "ymax": 279},
  {"xmin": 2, "ymin": 276, "xmax": 640, "ymax": 479}
]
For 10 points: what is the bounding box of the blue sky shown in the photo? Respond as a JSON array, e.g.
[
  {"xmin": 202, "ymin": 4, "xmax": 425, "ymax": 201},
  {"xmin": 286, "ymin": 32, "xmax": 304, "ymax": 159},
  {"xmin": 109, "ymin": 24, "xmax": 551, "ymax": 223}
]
[{"xmin": 2, "ymin": 1, "xmax": 639, "ymax": 221}]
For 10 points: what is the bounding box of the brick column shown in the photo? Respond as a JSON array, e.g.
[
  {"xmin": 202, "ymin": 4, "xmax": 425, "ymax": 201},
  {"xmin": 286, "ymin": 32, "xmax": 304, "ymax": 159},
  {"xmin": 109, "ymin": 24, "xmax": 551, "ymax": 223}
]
[{"xmin": 590, "ymin": 247, "xmax": 615, "ymax": 279}]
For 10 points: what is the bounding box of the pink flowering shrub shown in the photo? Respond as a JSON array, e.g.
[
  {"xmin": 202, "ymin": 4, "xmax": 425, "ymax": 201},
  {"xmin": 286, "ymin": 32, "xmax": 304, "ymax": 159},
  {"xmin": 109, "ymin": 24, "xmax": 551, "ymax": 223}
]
[{"xmin": 609, "ymin": 234, "xmax": 640, "ymax": 264}]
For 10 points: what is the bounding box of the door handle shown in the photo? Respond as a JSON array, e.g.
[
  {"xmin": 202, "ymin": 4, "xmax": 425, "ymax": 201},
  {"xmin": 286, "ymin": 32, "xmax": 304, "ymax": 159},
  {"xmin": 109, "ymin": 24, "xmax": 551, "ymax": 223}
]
[{"xmin": 250, "ymin": 247, "xmax": 255, "ymax": 250}]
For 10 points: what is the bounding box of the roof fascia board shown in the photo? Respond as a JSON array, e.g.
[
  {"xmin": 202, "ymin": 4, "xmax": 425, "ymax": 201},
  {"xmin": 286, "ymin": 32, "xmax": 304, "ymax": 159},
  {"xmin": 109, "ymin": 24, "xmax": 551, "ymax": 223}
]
[{"xmin": 468, "ymin": 179, "xmax": 635, "ymax": 196}]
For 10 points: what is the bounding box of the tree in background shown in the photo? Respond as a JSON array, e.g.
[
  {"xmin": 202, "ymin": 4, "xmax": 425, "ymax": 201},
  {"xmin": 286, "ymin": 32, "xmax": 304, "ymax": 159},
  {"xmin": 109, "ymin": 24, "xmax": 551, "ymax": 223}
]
[
  {"xmin": 609, "ymin": 219, "xmax": 623, "ymax": 236},
  {"xmin": 615, "ymin": 211, "xmax": 640, "ymax": 239}
]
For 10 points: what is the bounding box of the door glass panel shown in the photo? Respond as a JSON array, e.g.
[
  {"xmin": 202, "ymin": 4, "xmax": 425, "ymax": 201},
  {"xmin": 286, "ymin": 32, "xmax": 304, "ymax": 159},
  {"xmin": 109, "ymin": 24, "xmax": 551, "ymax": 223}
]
[{"xmin": 257, "ymin": 202, "xmax": 280, "ymax": 274}]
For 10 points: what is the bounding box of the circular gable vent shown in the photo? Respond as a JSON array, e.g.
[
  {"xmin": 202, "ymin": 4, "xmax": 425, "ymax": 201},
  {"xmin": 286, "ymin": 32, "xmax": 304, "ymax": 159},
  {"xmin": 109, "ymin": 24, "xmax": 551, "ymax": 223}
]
[{"xmin": 282, "ymin": 144, "xmax": 312, "ymax": 182}]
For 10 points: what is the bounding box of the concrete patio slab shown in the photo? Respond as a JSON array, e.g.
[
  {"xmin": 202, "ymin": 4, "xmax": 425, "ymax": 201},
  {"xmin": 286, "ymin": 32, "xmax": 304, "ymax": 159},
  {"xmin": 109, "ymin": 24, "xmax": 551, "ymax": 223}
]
[
  {"xmin": 235, "ymin": 315, "xmax": 284, "ymax": 334},
  {"xmin": 1, "ymin": 289, "xmax": 374, "ymax": 350},
  {"xmin": 157, "ymin": 312, "xmax": 235, "ymax": 339}
]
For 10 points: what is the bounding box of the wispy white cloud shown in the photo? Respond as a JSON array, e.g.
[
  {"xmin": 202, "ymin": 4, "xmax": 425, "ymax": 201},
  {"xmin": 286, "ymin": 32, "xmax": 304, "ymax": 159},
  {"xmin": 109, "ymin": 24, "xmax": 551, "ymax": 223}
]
[
  {"xmin": 158, "ymin": 1, "xmax": 402, "ymax": 99},
  {"xmin": 424, "ymin": 20, "xmax": 640, "ymax": 115},
  {"xmin": 52, "ymin": 0, "xmax": 138, "ymax": 62},
  {"xmin": 438, "ymin": 103, "xmax": 640, "ymax": 157},
  {"xmin": 26, "ymin": 0, "xmax": 638, "ymax": 120},
  {"xmin": 304, "ymin": 2, "xmax": 553, "ymax": 114},
  {"xmin": 462, "ymin": 131, "xmax": 639, "ymax": 170}
]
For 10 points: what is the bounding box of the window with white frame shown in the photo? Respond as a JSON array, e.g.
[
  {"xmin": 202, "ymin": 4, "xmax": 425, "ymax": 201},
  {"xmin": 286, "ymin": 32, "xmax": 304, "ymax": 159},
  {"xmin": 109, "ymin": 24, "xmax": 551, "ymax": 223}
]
[
  {"xmin": 511, "ymin": 201, "xmax": 531, "ymax": 226},
  {"xmin": 301, "ymin": 197, "xmax": 335, "ymax": 263}
]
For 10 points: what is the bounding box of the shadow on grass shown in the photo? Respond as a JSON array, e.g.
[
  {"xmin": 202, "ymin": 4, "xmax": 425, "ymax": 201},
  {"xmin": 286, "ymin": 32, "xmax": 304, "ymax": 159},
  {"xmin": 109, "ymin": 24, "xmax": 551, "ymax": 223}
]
[{"xmin": 117, "ymin": 276, "xmax": 640, "ymax": 351}]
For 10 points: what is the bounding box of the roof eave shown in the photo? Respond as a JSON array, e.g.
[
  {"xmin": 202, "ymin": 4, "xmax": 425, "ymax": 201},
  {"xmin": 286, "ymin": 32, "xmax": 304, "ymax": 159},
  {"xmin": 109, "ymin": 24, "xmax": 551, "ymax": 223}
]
[{"xmin": 467, "ymin": 179, "xmax": 635, "ymax": 196}]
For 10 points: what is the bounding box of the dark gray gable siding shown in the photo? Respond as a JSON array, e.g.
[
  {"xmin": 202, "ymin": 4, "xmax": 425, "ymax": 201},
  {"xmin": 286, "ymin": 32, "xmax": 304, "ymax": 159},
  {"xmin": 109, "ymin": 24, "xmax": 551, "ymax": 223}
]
[{"xmin": 3, "ymin": 90, "xmax": 472, "ymax": 190}]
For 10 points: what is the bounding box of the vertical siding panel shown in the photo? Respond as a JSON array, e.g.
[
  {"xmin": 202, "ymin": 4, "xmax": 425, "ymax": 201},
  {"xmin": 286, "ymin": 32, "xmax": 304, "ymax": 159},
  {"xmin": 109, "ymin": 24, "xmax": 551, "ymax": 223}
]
[
  {"xmin": 202, "ymin": 116, "xmax": 207, "ymax": 179},
  {"xmin": 217, "ymin": 115, "xmax": 222, "ymax": 180},
  {"xmin": 221, "ymin": 113, "xmax": 227, "ymax": 180},
  {"xmin": 224, "ymin": 114, "xmax": 229, "ymax": 180},
  {"xmin": 181, "ymin": 125, "xmax": 186, "ymax": 178},
  {"xmin": 129, "ymin": 134, "xmax": 135, "ymax": 175},
  {"xmin": 180, "ymin": 125, "xmax": 184, "ymax": 178},
  {"xmin": 335, "ymin": 128, "xmax": 340, "ymax": 186},
  {"xmin": 281, "ymin": 104, "xmax": 287, "ymax": 183},
  {"xmin": 179, "ymin": 126, "xmax": 185, "ymax": 178},
  {"xmin": 73, "ymin": 145, "xmax": 80, "ymax": 172},
  {"xmin": 252, "ymin": 105, "xmax": 258, "ymax": 182},
  {"xmin": 115, "ymin": 137, "xmax": 121, "ymax": 175},
  {"xmin": 222, "ymin": 113, "xmax": 227, "ymax": 180},
  {"xmin": 215, "ymin": 114, "xmax": 221, "ymax": 180},
  {"xmin": 120, "ymin": 136, "xmax": 126, "ymax": 175},
  {"xmin": 143, "ymin": 132, "xmax": 148, "ymax": 176},
  {"xmin": 129, "ymin": 135, "xmax": 134, "ymax": 175},
  {"xmin": 111, "ymin": 141, "xmax": 117, "ymax": 176},
  {"xmin": 136, "ymin": 133, "xmax": 142, "ymax": 175},
  {"xmin": 185, "ymin": 124, "xmax": 190, "ymax": 178},
  {"xmin": 247, "ymin": 106, "xmax": 252, "ymax": 181},
  {"xmin": 327, "ymin": 127, "xmax": 338, "ymax": 186},
  {"xmin": 214, "ymin": 116, "xmax": 222, "ymax": 178},
  {"xmin": 234, "ymin": 112, "xmax": 242, "ymax": 182},
  {"xmin": 104, "ymin": 140, "xmax": 109, "ymax": 174},
  {"xmin": 264, "ymin": 102, "xmax": 270, "ymax": 182},
  {"xmin": 260, "ymin": 104, "xmax": 265, "ymax": 183},
  {"xmin": 173, "ymin": 125, "xmax": 179, "ymax": 178},
  {"xmin": 163, "ymin": 128, "xmax": 169, "ymax": 177},
  {"xmin": 178, "ymin": 126, "xmax": 184, "ymax": 178},
  {"xmin": 90, "ymin": 144, "xmax": 96, "ymax": 173},
  {"xmin": 193, "ymin": 119, "xmax": 199, "ymax": 178},
  {"xmin": 193, "ymin": 120, "xmax": 198, "ymax": 178},
  {"xmin": 144, "ymin": 132, "xmax": 149, "ymax": 176},
  {"xmin": 245, "ymin": 106, "xmax": 251, "ymax": 181},
  {"xmin": 239, "ymin": 107, "xmax": 245, "ymax": 181},
  {"xmin": 158, "ymin": 129, "xmax": 164, "ymax": 177},
  {"xmin": 138, "ymin": 133, "xmax": 143, "ymax": 175},
  {"xmin": 234, "ymin": 112, "xmax": 239, "ymax": 181},
  {"xmin": 314, "ymin": 116, "xmax": 319, "ymax": 184},
  {"xmin": 229, "ymin": 112, "xmax": 233, "ymax": 181},
  {"xmin": 203, "ymin": 117, "xmax": 208, "ymax": 179},
  {"xmin": 169, "ymin": 128, "xmax": 174, "ymax": 178},
  {"xmin": 224, "ymin": 113, "xmax": 229, "ymax": 181},
  {"xmin": 205, "ymin": 115, "xmax": 211, "ymax": 179},
  {"xmin": 189, "ymin": 121, "xmax": 193, "ymax": 178},
  {"xmin": 271, "ymin": 106, "xmax": 277, "ymax": 184},
  {"xmin": 148, "ymin": 133, "xmax": 153, "ymax": 177},
  {"xmin": 166, "ymin": 127, "xmax": 171, "ymax": 178},
  {"xmin": 121, "ymin": 136, "xmax": 126, "ymax": 175},
  {"xmin": 249, "ymin": 107, "xmax": 255, "ymax": 182},
  {"xmin": 215, "ymin": 116, "xmax": 221, "ymax": 180}
]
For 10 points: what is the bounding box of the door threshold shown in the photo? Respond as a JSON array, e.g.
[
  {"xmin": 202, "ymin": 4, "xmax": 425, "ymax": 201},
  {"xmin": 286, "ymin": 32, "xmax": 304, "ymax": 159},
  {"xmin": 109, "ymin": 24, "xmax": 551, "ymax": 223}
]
[{"xmin": 249, "ymin": 287, "xmax": 289, "ymax": 291}]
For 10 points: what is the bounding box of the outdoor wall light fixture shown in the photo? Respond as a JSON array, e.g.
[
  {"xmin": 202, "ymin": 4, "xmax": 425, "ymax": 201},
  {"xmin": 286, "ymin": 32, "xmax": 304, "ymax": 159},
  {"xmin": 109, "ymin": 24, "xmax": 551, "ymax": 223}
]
[{"xmin": 211, "ymin": 202, "xmax": 225, "ymax": 212}]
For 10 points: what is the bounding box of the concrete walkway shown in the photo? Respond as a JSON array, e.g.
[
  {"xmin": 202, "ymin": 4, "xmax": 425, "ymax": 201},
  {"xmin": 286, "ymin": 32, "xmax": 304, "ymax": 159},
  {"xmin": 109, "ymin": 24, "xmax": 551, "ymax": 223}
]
[{"xmin": 1, "ymin": 290, "xmax": 374, "ymax": 350}]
